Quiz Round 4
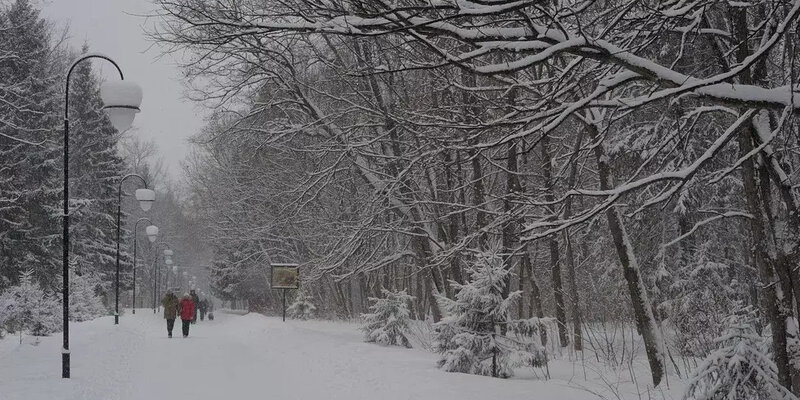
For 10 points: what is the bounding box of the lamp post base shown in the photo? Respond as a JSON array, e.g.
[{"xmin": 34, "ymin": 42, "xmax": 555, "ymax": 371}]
[{"xmin": 62, "ymin": 352, "xmax": 70, "ymax": 378}]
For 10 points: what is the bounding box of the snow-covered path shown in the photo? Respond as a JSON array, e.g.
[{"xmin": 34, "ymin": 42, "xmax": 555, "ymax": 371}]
[{"xmin": 1, "ymin": 311, "xmax": 597, "ymax": 400}]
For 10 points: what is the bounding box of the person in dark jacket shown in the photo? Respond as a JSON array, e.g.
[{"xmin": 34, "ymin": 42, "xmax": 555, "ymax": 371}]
[
  {"xmin": 179, "ymin": 293, "xmax": 195, "ymax": 338},
  {"xmin": 161, "ymin": 290, "xmax": 180, "ymax": 338},
  {"xmin": 190, "ymin": 290, "xmax": 200, "ymax": 324},
  {"xmin": 199, "ymin": 299, "xmax": 208, "ymax": 321}
]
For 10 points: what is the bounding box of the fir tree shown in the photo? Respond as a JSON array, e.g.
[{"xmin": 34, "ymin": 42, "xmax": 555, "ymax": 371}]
[
  {"xmin": 67, "ymin": 45, "xmax": 129, "ymax": 292},
  {"xmin": 0, "ymin": 0, "xmax": 61, "ymax": 291},
  {"xmin": 287, "ymin": 291, "xmax": 316, "ymax": 320},
  {"xmin": 0, "ymin": 270, "xmax": 60, "ymax": 336},
  {"xmin": 69, "ymin": 268, "xmax": 107, "ymax": 321},
  {"xmin": 684, "ymin": 307, "xmax": 799, "ymax": 400},
  {"xmin": 434, "ymin": 248, "xmax": 544, "ymax": 378},
  {"xmin": 361, "ymin": 289, "xmax": 414, "ymax": 348}
]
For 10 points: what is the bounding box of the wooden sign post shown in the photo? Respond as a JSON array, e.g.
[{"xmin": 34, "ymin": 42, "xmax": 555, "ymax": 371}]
[{"xmin": 270, "ymin": 263, "xmax": 299, "ymax": 321}]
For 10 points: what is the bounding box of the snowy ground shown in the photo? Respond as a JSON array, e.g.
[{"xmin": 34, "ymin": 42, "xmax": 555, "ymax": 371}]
[{"xmin": 0, "ymin": 311, "xmax": 684, "ymax": 400}]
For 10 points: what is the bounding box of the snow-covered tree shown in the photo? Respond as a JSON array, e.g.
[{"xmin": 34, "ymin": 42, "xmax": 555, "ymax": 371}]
[
  {"xmin": 69, "ymin": 269, "xmax": 107, "ymax": 322},
  {"xmin": 67, "ymin": 44, "xmax": 129, "ymax": 287},
  {"xmin": 683, "ymin": 308, "xmax": 798, "ymax": 400},
  {"xmin": 287, "ymin": 291, "xmax": 316, "ymax": 320},
  {"xmin": 434, "ymin": 248, "xmax": 542, "ymax": 378},
  {"xmin": 0, "ymin": 270, "xmax": 60, "ymax": 336},
  {"xmin": 361, "ymin": 289, "xmax": 414, "ymax": 348},
  {"xmin": 0, "ymin": 0, "xmax": 62, "ymax": 291},
  {"xmin": 660, "ymin": 257, "xmax": 744, "ymax": 357}
]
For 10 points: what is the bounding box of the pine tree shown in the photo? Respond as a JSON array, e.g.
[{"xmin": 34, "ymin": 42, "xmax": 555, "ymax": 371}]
[
  {"xmin": 287, "ymin": 291, "xmax": 316, "ymax": 320},
  {"xmin": 0, "ymin": 270, "xmax": 60, "ymax": 336},
  {"xmin": 361, "ymin": 289, "xmax": 414, "ymax": 348},
  {"xmin": 0, "ymin": 0, "xmax": 61, "ymax": 291},
  {"xmin": 684, "ymin": 307, "xmax": 799, "ymax": 400},
  {"xmin": 433, "ymin": 248, "xmax": 543, "ymax": 378},
  {"xmin": 69, "ymin": 268, "xmax": 107, "ymax": 321},
  {"xmin": 67, "ymin": 45, "xmax": 129, "ymax": 293}
]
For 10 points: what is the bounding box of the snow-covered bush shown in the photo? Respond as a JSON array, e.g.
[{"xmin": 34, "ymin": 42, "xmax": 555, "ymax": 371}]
[
  {"xmin": 287, "ymin": 291, "xmax": 317, "ymax": 320},
  {"xmin": 0, "ymin": 270, "xmax": 60, "ymax": 336},
  {"xmin": 361, "ymin": 289, "xmax": 414, "ymax": 348},
  {"xmin": 660, "ymin": 258, "xmax": 743, "ymax": 357},
  {"xmin": 69, "ymin": 271, "xmax": 107, "ymax": 322},
  {"xmin": 683, "ymin": 307, "xmax": 797, "ymax": 400},
  {"xmin": 434, "ymin": 248, "xmax": 545, "ymax": 378},
  {"xmin": 0, "ymin": 293, "xmax": 9, "ymax": 338}
]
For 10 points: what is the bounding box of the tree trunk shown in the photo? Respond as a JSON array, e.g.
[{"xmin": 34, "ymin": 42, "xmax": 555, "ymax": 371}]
[
  {"xmin": 523, "ymin": 247, "xmax": 547, "ymax": 346},
  {"xmin": 541, "ymin": 134, "xmax": 569, "ymax": 347},
  {"xmin": 562, "ymin": 127, "xmax": 585, "ymax": 351},
  {"xmin": 589, "ymin": 123, "xmax": 664, "ymax": 387}
]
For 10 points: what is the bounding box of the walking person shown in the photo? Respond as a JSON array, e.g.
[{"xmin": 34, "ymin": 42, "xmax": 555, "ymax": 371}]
[
  {"xmin": 190, "ymin": 289, "xmax": 200, "ymax": 324},
  {"xmin": 199, "ymin": 298, "xmax": 208, "ymax": 321},
  {"xmin": 161, "ymin": 290, "xmax": 179, "ymax": 338},
  {"xmin": 179, "ymin": 292, "xmax": 195, "ymax": 338}
]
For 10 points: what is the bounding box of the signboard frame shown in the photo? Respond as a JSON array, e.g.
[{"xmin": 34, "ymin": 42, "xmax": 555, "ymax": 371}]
[
  {"xmin": 271, "ymin": 263, "xmax": 300, "ymax": 322},
  {"xmin": 271, "ymin": 263, "xmax": 300, "ymax": 289}
]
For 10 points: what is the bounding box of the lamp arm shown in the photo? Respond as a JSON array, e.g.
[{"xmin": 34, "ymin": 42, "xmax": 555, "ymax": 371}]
[
  {"xmin": 65, "ymin": 53, "xmax": 124, "ymax": 123},
  {"xmin": 118, "ymin": 174, "xmax": 148, "ymax": 201},
  {"xmin": 134, "ymin": 217, "xmax": 153, "ymax": 232}
]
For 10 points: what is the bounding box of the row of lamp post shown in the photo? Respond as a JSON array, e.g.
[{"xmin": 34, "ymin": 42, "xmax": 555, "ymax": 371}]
[
  {"xmin": 62, "ymin": 53, "xmax": 178, "ymax": 379},
  {"xmin": 61, "ymin": 53, "xmax": 188, "ymax": 378},
  {"xmin": 132, "ymin": 218, "xmax": 159, "ymax": 314},
  {"xmin": 63, "ymin": 53, "xmax": 141, "ymax": 379},
  {"xmin": 114, "ymin": 175, "xmax": 154, "ymax": 325}
]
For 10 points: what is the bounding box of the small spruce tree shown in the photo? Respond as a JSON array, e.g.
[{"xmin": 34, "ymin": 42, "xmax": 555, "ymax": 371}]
[
  {"xmin": 684, "ymin": 307, "xmax": 798, "ymax": 400},
  {"xmin": 287, "ymin": 291, "xmax": 317, "ymax": 320},
  {"xmin": 69, "ymin": 269, "xmax": 107, "ymax": 322},
  {"xmin": 361, "ymin": 289, "xmax": 414, "ymax": 348},
  {"xmin": 0, "ymin": 270, "xmax": 60, "ymax": 337},
  {"xmin": 434, "ymin": 248, "xmax": 536, "ymax": 378}
]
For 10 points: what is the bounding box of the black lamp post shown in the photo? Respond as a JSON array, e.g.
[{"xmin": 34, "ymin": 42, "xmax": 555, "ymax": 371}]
[
  {"xmin": 151, "ymin": 242, "xmax": 173, "ymax": 313},
  {"xmin": 62, "ymin": 53, "xmax": 142, "ymax": 379},
  {"xmin": 114, "ymin": 175, "xmax": 154, "ymax": 324},
  {"xmin": 132, "ymin": 218, "xmax": 158, "ymax": 314}
]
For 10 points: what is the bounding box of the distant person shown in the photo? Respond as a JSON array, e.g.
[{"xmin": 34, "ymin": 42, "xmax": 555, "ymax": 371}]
[
  {"xmin": 179, "ymin": 293, "xmax": 195, "ymax": 338},
  {"xmin": 199, "ymin": 299, "xmax": 208, "ymax": 321},
  {"xmin": 208, "ymin": 301, "xmax": 215, "ymax": 321},
  {"xmin": 161, "ymin": 290, "xmax": 180, "ymax": 338},
  {"xmin": 190, "ymin": 290, "xmax": 200, "ymax": 324}
]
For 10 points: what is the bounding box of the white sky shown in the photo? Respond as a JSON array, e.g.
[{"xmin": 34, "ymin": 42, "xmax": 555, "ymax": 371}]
[{"xmin": 41, "ymin": 0, "xmax": 205, "ymax": 178}]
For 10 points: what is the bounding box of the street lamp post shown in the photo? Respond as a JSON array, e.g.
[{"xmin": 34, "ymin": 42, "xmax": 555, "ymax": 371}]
[
  {"xmin": 151, "ymin": 243, "xmax": 173, "ymax": 313},
  {"xmin": 131, "ymin": 219, "xmax": 158, "ymax": 314},
  {"xmin": 62, "ymin": 53, "xmax": 142, "ymax": 379},
  {"xmin": 164, "ymin": 258, "xmax": 173, "ymax": 291},
  {"xmin": 114, "ymin": 175, "xmax": 155, "ymax": 325}
]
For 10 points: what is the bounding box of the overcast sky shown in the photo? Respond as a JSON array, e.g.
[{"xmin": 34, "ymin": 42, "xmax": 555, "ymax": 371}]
[{"xmin": 40, "ymin": 0, "xmax": 204, "ymax": 178}]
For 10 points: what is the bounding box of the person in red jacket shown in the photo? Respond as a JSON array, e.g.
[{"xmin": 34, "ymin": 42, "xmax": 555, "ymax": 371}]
[{"xmin": 179, "ymin": 293, "xmax": 195, "ymax": 338}]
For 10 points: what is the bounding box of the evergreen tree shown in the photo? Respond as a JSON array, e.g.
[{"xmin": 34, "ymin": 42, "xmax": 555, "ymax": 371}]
[
  {"xmin": 361, "ymin": 289, "xmax": 414, "ymax": 348},
  {"xmin": 684, "ymin": 307, "xmax": 799, "ymax": 400},
  {"xmin": 433, "ymin": 248, "xmax": 543, "ymax": 378},
  {"xmin": 69, "ymin": 268, "xmax": 107, "ymax": 321},
  {"xmin": 0, "ymin": 270, "xmax": 60, "ymax": 336},
  {"xmin": 67, "ymin": 45, "xmax": 129, "ymax": 293},
  {"xmin": 0, "ymin": 0, "xmax": 61, "ymax": 291},
  {"xmin": 287, "ymin": 291, "xmax": 316, "ymax": 320}
]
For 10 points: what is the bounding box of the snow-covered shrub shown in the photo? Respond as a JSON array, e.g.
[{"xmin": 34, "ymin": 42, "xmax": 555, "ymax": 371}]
[
  {"xmin": 0, "ymin": 293, "xmax": 9, "ymax": 339},
  {"xmin": 287, "ymin": 291, "xmax": 317, "ymax": 320},
  {"xmin": 660, "ymin": 258, "xmax": 743, "ymax": 357},
  {"xmin": 434, "ymin": 248, "xmax": 545, "ymax": 378},
  {"xmin": 361, "ymin": 289, "xmax": 414, "ymax": 348},
  {"xmin": 0, "ymin": 270, "xmax": 60, "ymax": 336},
  {"xmin": 69, "ymin": 271, "xmax": 107, "ymax": 322},
  {"xmin": 683, "ymin": 307, "xmax": 797, "ymax": 400}
]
